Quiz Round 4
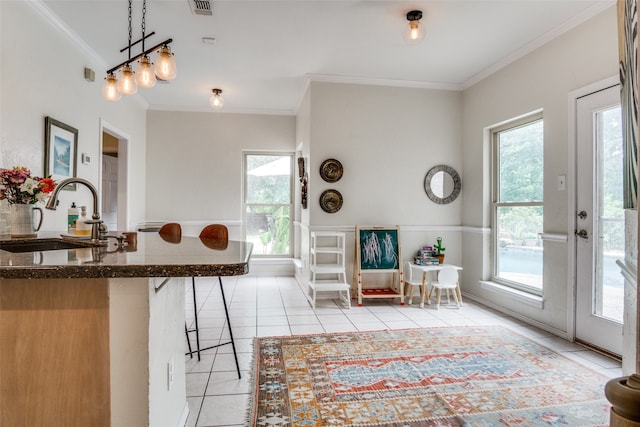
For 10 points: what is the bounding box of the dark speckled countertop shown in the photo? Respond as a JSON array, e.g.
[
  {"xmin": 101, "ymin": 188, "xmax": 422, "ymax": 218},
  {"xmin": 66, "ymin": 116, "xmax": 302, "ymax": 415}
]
[{"xmin": 0, "ymin": 232, "xmax": 253, "ymax": 279}]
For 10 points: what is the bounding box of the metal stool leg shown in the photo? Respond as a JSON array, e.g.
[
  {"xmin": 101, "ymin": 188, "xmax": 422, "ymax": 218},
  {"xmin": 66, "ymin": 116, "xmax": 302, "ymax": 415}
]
[
  {"xmin": 192, "ymin": 277, "xmax": 201, "ymax": 361},
  {"xmin": 185, "ymin": 276, "xmax": 239, "ymax": 377},
  {"xmin": 219, "ymin": 276, "xmax": 241, "ymax": 379},
  {"xmin": 185, "ymin": 323, "xmax": 193, "ymax": 358}
]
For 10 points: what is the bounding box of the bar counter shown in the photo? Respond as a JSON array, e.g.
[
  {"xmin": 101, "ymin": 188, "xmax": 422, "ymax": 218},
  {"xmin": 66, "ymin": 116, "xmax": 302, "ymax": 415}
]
[
  {"xmin": 0, "ymin": 231, "xmax": 253, "ymax": 427},
  {"xmin": 0, "ymin": 231, "xmax": 253, "ymax": 279}
]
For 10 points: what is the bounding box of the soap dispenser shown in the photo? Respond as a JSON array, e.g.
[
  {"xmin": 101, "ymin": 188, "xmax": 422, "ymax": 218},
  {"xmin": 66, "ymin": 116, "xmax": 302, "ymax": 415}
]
[
  {"xmin": 67, "ymin": 202, "xmax": 79, "ymax": 235},
  {"xmin": 75, "ymin": 206, "xmax": 92, "ymax": 237}
]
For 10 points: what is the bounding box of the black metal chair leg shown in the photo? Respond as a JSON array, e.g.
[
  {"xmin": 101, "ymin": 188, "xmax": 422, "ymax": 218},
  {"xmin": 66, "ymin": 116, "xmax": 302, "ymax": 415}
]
[
  {"xmin": 192, "ymin": 277, "xmax": 201, "ymax": 361},
  {"xmin": 219, "ymin": 276, "xmax": 241, "ymax": 379},
  {"xmin": 185, "ymin": 323, "xmax": 193, "ymax": 358}
]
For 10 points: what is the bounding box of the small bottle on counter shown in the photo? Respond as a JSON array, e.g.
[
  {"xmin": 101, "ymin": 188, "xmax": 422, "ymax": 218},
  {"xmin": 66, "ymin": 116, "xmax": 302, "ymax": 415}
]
[
  {"xmin": 67, "ymin": 202, "xmax": 79, "ymax": 235},
  {"xmin": 75, "ymin": 206, "xmax": 92, "ymax": 237}
]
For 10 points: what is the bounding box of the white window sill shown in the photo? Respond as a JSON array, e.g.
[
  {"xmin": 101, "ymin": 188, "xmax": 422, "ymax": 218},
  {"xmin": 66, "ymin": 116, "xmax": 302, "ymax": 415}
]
[{"xmin": 479, "ymin": 281, "xmax": 544, "ymax": 309}]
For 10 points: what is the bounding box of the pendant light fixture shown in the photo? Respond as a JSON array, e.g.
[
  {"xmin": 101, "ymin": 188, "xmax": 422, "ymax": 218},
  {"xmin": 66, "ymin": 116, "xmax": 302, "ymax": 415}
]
[
  {"xmin": 102, "ymin": 73, "xmax": 121, "ymax": 101},
  {"xmin": 404, "ymin": 10, "xmax": 425, "ymax": 44},
  {"xmin": 209, "ymin": 89, "xmax": 224, "ymax": 109},
  {"xmin": 135, "ymin": 55, "xmax": 156, "ymax": 88},
  {"xmin": 117, "ymin": 64, "xmax": 137, "ymax": 95},
  {"xmin": 155, "ymin": 46, "xmax": 177, "ymax": 81},
  {"xmin": 102, "ymin": 0, "xmax": 176, "ymax": 101}
]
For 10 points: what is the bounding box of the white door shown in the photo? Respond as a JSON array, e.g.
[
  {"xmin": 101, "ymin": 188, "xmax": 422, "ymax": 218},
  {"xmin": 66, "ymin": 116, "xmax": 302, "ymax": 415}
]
[
  {"xmin": 101, "ymin": 154, "xmax": 118, "ymax": 232},
  {"xmin": 575, "ymin": 84, "xmax": 624, "ymax": 356}
]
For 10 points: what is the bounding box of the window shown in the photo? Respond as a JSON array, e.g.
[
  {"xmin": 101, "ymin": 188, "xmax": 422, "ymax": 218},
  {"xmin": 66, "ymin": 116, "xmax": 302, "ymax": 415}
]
[
  {"xmin": 244, "ymin": 153, "xmax": 293, "ymax": 257},
  {"xmin": 492, "ymin": 113, "xmax": 544, "ymax": 295}
]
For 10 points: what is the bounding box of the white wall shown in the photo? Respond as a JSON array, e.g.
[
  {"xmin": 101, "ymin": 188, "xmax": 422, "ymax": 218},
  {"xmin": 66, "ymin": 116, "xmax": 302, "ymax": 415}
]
[
  {"xmin": 0, "ymin": 1, "xmax": 148, "ymax": 232},
  {"xmin": 308, "ymin": 82, "xmax": 463, "ymax": 227},
  {"xmin": 145, "ymin": 111, "xmax": 296, "ymax": 224},
  {"xmin": 299, "ymin": 82, "xmax": 464, "ymax": 289},
  {"xmin": 461, "ymin": 6, "xmax": 619, "ymax": 333}
]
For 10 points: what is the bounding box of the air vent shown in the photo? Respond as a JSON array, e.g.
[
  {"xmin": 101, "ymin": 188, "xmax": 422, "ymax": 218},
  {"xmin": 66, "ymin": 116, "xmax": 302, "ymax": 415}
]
[{"xmin": 189, "ymin": 0, "xmax": 213, "ymax": 16}]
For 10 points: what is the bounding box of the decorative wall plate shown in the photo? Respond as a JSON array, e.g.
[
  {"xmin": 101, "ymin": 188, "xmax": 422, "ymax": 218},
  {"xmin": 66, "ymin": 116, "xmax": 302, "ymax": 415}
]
[
  {"xmin": 319, "ymin": 158, "xmax": 343, "ymax": 183},
  {"xmin": 319, "ymin": 189, "xmax": 343, "ymax": 213}
]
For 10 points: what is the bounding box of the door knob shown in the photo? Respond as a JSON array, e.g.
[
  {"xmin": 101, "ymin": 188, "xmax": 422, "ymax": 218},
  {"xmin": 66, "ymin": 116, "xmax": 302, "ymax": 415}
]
[
  {"xmin": 577, "ymin": 211, "xmax": 587, "ymax": 220},
  {"xmin": 575, "ymin": 229, "xmax": 588, "ymax": 239}
]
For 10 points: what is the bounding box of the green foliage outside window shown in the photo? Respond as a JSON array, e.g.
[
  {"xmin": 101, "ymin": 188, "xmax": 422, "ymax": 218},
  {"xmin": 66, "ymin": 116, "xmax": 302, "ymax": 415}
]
[
  {"xmin": 497, "ymin": 120, "xmax": 543, "ymax": 242},
  {"xmin": 246, "ymin": 154, "xmax": 292, "ymax": 256}
]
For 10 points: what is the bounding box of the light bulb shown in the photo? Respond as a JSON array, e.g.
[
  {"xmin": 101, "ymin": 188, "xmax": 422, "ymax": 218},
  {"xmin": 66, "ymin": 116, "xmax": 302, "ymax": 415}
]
[
  {"xmin": 102, "ymin": 73, "xmax": 121, "ymax": 101},
  {"xmin": 135, "ymin": 55, "xmax": 156, "ymax": 88},
  {"xmin": 409, "ymin": 21, "xmax": 420, "ymax": 40},
  {"xmin": 209, "ymin": 89, "xmax": 224, "ymax": 109},
  {"xmin": 117, "ymin": 65, "xmax": 137, "ymax": 95},
  {"xmin": 404, "ymin": 10, "xmax": 425, "ymax": 44},
  {"xmin": 155, "ymin": 45, "xmax": 176, "ymax": 80}
]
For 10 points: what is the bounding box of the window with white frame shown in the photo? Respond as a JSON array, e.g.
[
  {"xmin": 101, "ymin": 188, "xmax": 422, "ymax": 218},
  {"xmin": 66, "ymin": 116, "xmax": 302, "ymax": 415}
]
[
  {"xmin": 244, "ymin": 152, "xmax": 293, "ymax": 257},
  {"xmin": 491, "ymin": 113, "xmax": 544, "ymax": 295}
]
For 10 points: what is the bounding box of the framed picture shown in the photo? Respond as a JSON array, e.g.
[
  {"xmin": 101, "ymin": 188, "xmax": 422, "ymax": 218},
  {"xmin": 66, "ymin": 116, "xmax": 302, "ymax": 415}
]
[{"xmin": 44, "ymin": 116, "xmax": 78, "ymax": 190}]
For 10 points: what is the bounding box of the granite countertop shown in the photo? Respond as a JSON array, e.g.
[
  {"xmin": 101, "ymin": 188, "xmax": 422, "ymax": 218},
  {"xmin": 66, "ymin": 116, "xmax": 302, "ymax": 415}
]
[{"xmin": 0, "ymin": 232, "xmax": 253, "ymax": 279}]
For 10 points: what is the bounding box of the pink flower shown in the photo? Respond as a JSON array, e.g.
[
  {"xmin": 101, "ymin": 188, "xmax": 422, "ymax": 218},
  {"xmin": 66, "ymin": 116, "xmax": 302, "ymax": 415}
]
[{"xmin": 0, "ymin": 166, "xmax": 56, "ymax": 205}]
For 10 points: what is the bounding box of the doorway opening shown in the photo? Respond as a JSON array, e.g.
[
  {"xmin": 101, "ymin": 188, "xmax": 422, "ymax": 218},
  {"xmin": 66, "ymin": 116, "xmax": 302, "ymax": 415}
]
[{"xmin": 100, "ymin": 120, "xmax": 129, "ymax": 232}]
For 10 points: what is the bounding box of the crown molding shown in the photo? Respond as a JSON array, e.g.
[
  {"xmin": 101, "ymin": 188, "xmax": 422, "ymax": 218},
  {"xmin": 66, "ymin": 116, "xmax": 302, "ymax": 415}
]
[
  {"xmin": 147, "ymin": 104, "xmax": 295, "ymax": 116},
  {"xmin": 29, "ymin": 0, "xmax": 150, "ymax": 109},
  {"xmin": 294, "ymin": 73, "xmax": 463, "ymax": 115},
  {"xmin": 305, "ymin": 74, "xmax": 463, "ymax": 92},
  {"xmin": 463, "ymin": 1, "xmax": 616, "ymax": 89},
  {"xmin": 29, "ymin": 0, "xmax": 107, "ymax": 70}
]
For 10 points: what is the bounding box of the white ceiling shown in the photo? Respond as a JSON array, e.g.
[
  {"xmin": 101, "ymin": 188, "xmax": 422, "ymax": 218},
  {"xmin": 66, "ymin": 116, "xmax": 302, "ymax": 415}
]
[{"xmin": 40, "ymin": 0, "xmax": 615, "ymax": 114}]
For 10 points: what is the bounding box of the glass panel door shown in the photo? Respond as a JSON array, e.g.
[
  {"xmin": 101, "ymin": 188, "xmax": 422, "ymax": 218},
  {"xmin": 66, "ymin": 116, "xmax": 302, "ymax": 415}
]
[{"xmin": 575, "ymin": 85, "xmax": 624, "ymax": 356}]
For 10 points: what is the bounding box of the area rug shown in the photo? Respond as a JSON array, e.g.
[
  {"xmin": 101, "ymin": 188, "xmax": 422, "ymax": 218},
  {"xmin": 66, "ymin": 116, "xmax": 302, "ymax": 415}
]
[{"xmin": 248, "ymin": 326, "xmax": 611, "ymax": 426}]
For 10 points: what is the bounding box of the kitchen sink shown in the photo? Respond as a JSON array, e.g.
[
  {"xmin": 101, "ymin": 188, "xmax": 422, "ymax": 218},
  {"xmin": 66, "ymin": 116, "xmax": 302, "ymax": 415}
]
[{"xmin": 0, "ymin": 238, "xmax": 98, "ymax": 253}]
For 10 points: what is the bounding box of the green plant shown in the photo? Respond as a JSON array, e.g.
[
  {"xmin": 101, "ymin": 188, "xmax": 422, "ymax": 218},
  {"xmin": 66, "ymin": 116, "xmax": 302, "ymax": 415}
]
[
  {"xmin": 259, "ymin": 230, "xmax": 272, "ymax": 247},
  {"xmin": 434, "ymin": 237, "xmax": 446, "ymax": 255}
]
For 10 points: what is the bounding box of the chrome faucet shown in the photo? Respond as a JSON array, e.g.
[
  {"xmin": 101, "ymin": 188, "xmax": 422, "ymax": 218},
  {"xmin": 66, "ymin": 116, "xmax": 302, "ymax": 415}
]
[{"xmin": 45, "ymin": 177, "xmax": 106, "ymax": 244}]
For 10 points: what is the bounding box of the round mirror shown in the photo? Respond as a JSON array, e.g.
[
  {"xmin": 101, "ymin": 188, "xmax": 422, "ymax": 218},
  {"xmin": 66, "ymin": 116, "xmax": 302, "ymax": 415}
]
[{"xmin": 424, "ymin": 165, "xmax": 461, "ymax": 204}]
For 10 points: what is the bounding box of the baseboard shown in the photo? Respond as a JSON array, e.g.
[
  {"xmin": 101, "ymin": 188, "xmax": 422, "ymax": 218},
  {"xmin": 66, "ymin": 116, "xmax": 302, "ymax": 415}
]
[
  {"xmin": 248, "ymin": 258, "xmax": 296, "ymax": 276},
  {"xmin": 462, "ymin": 292, "xmax": 569, "ymax": 340}
]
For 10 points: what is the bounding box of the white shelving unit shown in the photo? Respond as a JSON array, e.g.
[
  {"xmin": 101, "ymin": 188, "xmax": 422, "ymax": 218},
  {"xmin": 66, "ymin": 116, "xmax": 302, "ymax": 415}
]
[{"xmin": 308, "ymin": 231, "xmax": 351, "ymax": 309}]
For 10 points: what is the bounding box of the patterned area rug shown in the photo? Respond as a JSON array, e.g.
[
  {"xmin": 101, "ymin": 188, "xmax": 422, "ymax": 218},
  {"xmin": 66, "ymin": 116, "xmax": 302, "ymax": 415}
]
[{"xmin": 248, "ymin": 326, "xmax": 610, "ymax": 426}]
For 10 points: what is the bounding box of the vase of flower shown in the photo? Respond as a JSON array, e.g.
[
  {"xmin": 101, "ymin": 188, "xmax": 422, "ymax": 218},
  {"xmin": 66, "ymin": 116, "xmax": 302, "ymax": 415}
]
[
  {"xmin": 9, "ymin": 203, "xmax": 43, "ymax": 237},
  {"xmin": 0, "ymin": 166, "xmax": 55, "ymax": 237}
]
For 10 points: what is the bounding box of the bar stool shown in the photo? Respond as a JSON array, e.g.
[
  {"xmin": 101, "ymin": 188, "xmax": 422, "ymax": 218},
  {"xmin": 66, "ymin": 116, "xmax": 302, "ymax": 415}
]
[
  {"xmin": 158, "ymin": 223, "xmax": 194, "ymax": 358},
  {"xmin": 186, "ymin": 224, "xmax": 241, "ymax": 378}
]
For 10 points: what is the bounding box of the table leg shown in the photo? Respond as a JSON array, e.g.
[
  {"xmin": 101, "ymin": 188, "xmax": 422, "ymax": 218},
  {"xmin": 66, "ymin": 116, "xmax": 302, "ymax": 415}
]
[
  {"xmin": 419, "ymin": 272, "xmax": 427, "ymax": 308},
  {"xmin": 456, "ymin": 281, "xmax": 463, "ymax": 306}
]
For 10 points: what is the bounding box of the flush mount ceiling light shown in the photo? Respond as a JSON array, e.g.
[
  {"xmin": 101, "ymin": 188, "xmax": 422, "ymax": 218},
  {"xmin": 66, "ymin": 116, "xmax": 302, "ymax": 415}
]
[
  {"xmin": 209, "ymin": 89, "xmax": 224, "ymax": 109},
  {"xmin": 404, "ymin": 10, "xmax": 425, "ymax": 44},
  {"xmin": 102, "ymin": 0, "xmax": 176, "ymax": 101}
]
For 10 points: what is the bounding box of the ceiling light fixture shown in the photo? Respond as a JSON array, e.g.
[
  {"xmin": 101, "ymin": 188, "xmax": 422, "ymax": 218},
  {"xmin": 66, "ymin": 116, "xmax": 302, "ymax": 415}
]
[
  {"xmin": 209, "ymin": 89, "xmax": 224, "ymax": 109},
  {"xmin": 404, "ymin": 10, "xmax": 425, "ymax": 44},
  {"xmin": 102, "ymin": 0, "xmax": 176, "ymax": 101}
]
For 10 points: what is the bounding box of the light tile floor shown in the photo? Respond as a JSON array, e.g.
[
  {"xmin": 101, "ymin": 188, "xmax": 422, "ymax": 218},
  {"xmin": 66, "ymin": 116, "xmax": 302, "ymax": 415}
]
[{"xmin": 184, "ymin": 275, "xmax": 622, "ymax": 427}]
